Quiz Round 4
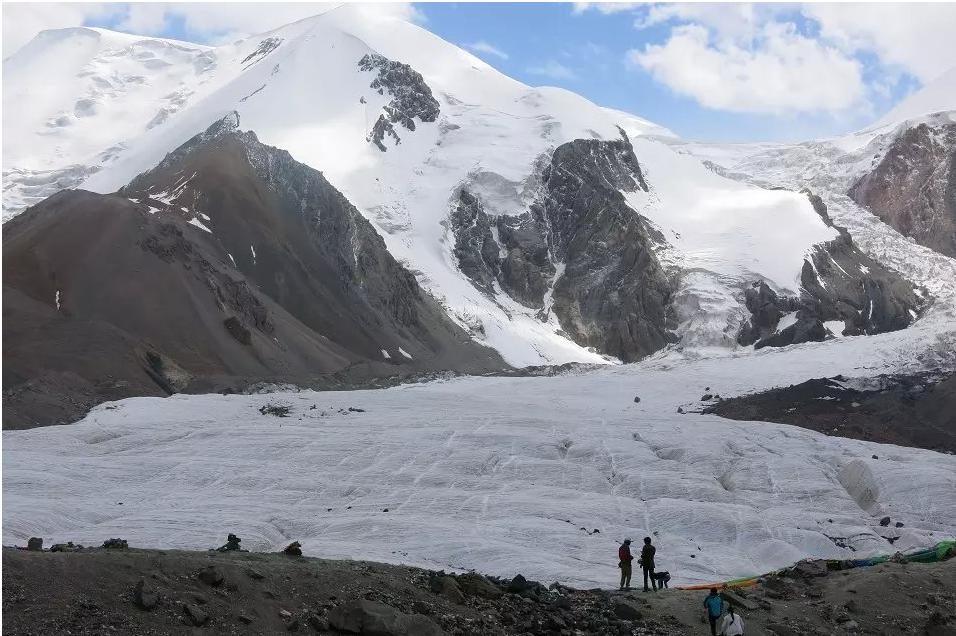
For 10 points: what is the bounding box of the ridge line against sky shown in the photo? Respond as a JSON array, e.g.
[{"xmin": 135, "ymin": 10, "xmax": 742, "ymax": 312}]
[{"xmin": 3, "ymin": 2, "xmax": 955, "ymax": 142}]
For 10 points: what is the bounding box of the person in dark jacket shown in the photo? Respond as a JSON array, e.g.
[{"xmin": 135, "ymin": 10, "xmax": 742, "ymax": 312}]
[
  {"xmin": 618, "ymin": 539, "xmax": 633, "ymax": 590},
  {"xmin": 640, "ymin": 536, "xmax": 656, "ymax": 591},
  {"xmin": 703, "ymin": 588, "xmax": 724, "ymax": 636}
]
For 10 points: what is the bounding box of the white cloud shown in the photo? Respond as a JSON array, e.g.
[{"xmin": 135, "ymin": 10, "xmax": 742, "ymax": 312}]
[
  {"xmin": 117, "ymin": 3, "xmax": 171, "ymax": 34},
  {"xmin": 572, "ymin": 3, "xmax": 640, "ymax": 15},
  {"xmin": 802, "ymin": 3, "xmax": 956, "ymax": 82},
  {"xmin": 527, "ymin": 60, "xmax": 578, "ymax": 81},
  {"xmin": 628, "ymin": 22, "xmax": 866, "ymax": 115},
  {"xmin": 633, "ymin": 3, "xmax": 767, "ymax": 41},
  {"xmin": 465, "ymin": 40, "xmax": 508, "ymax": 60},
  {"xmin": 3, "ymin": 2, "xmax": 423, "ymax": 58}
]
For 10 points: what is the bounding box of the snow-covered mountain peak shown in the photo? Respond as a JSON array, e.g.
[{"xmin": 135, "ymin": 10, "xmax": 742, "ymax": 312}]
[{"xmin": 2, "ymin": 10, "xmax": 932, "ymax": 366}]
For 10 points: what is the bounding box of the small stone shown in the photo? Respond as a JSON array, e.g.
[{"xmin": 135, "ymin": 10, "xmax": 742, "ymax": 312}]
[
  {"xmin": 198, "ymin": 565, "xmax": 224, "ymax": 587},
  {"xmin": 895, "ymin": 521, "xmax": 905, "ymax": 528},
  {"xmin": 612, "ymin": 601, "xmax": 642, "ymax": 620},
  {"xmin": 183, "ymin": 604, "xmax": 208, "ymax": 626},
  {"xmin": 245, "ymin": 568, "xmax": 265, "ymax": 580},
  {"xmin": 872, "ymin": 455, "xmax": 879, "ymax": 459},
  {"xmin": 879, "ymin": 516, "xmax": 891, "ymax": 527},
  {"xmin": 132, "ymin": 579, "xmax": 158, "ymax": 610},
  {"xmin": 306, "ymin": 613, "xmax": 329, "ymax": 631},
  {"xmin": 279, "ymin": 609, "xmax": 293, "ymax": 618},
  {"xmin": 238, "ymin": 614, "xmax": 253, "ymax": 624},
  {"xmin": 633, "ymin": 396, "xmax": 641, "ymax": 403}
]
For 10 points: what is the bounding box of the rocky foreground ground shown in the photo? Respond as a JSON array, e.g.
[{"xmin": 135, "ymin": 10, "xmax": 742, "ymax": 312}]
[{"xmin": 2, "ymin": 545, "xmax": 955, "ymax": 635}]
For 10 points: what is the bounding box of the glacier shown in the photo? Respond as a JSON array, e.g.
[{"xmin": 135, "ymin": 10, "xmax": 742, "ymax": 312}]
[{"xmin": 4, "ymin": 312, "xmax": 955, "ymax": 588}]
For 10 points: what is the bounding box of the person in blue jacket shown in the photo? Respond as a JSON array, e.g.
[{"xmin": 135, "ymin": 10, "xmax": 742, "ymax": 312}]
[{"xmin": 703, "ymin": 588, "xmax": 723, "ymax": 635}]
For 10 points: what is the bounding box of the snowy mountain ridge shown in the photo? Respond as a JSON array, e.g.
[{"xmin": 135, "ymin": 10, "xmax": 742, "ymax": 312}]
[{"xmin": 2, "ymin": 6, "xmax": 949, "ymax": 366}]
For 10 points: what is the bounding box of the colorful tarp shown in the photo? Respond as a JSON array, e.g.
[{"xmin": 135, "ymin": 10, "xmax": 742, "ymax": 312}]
[{"xmin": 676, "ymin": 539, "xmax": 955, "ymax": 590}]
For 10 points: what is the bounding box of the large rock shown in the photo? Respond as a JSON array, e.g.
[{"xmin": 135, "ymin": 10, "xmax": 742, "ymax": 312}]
[
  {"xmin": 456, "ymin": 573, "xmax": 503, "ymax": 599},
  {"xmin": 132, "ymin": 579, "xmax": 158, "ymax": 610},
  {"xmin": 327, "ymin": 599, "xmax": 444, "ymax": 635},
  {"xmin": 429, "ymin": 575, "xmax": 464, "ymax": 604}
]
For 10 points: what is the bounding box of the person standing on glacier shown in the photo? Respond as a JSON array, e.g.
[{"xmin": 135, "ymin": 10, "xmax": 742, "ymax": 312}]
[
  {"xmin": 618, "ymin": 539, "xmax": 634, "ymax": 590},
  {"xmin": 640, "ymin": 536, "xmax": 657, "ymax": 591}
]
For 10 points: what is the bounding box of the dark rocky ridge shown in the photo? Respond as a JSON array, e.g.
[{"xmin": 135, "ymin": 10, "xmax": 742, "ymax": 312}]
[
  {"xmin": 738, "ymin": 192, "xmax": 923, "ymax": 349},
  {"xmin": 358, "ymin": 53, "xmax": 440, "ymax": 151},
  {"xmin": 849, "ymin": 119, "xmax": 956, "ymax": 258},
  {"xmin": 3, "ymin": 114, "xmax": 503, "ymax": 429},
  {"xmin": 450, "ymin": 131, "xmax": 676, "ymax": 362},
  {"xmin": 704, "ymin": 372, "xmax": 956, "ymax": 453}
]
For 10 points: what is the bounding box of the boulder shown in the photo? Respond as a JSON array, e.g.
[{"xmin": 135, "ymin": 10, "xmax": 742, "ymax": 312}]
[
  {"xmin": 327, "ymin": 599, "xmax": 444, "ymax": 635},
  {"xmin": 722, "ymin": 589, "xmax": 758, "ymax": 611},
  {"xmin": 26, "ymin": 537, "xmax": 42, "ymax": 551},
  {"xmin": 283, "ymin": 541, "xmax": 303, "ymax": 556},
  {"xmin": 197, "ymin": 565, "xmax": 225, "ymax": 587},
  {"xmin": 429, "ymin": 576, "xmax": 464, "ymax": 604},
  {"xmin": 879, "ymin": 516, "xmax": 891, "ymax": 527},
  {"xmin": 50, "ymin": 542, "xmax": 81, "ymax": 552},
  {"xmin": 132, "ymin": 579, "xmax": 158, "ymax": 610},
  {"xmin": 456, "ymin": 573, "xmax": 503, "ymax": 599},
  {"xmin": 102, "ymin": 538, "xmax": 128, "ymax": 549},
  {"xmin": 507, "ymin": 574, "xmax": 530, "ymax": 593},
  {"xmin": 785, "ymin": 560, "xmax": 828, "ymax": 579},
  {"xmin": 183, "ymin": 603, "xmax": 209, "ymax": 626},
  {"xmin": 612, "ymin": 601, "xmax": 642, "ymax": 620}
]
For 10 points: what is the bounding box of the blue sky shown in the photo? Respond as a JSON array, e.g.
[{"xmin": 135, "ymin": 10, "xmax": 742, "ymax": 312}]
[
  {"xmin": 414, "ymin": 3, "xmax": 908, "ymax": 141},
  {"xmin": 5, "ymin": 2, "xmax": 952, "ymax": 142}
]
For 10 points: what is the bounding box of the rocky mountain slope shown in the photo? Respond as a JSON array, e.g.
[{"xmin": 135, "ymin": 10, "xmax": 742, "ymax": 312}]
[
  {"xmin": 3, "ymin": 113, "xmax": 502, "ymax": 429},
  {"xmin": 849, "ymin": 119, "xmax": 956, "ymax": 258}
]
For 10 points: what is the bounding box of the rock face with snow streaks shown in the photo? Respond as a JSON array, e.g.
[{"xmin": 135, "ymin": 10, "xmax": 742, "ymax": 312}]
[
  {"xmin": 849, "ymin": 120, "xmax": 956, "ymax": 258},
  {"xmin": 450, "ymin": 132, "xmax": 675, "ymax": 361},
  {"xmin": 739, "ymin": 195, "xmax": 923, "ymax": 348}
]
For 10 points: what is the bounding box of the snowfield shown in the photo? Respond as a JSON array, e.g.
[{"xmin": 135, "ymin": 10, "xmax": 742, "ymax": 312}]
[{"xmin": 4, "ymin": 313, "xmax": 955, "ymax": 588}]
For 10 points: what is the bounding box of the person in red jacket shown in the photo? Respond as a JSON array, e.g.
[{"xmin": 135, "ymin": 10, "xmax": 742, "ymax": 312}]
[{"xmin": 618, "ymin": 539, "xmax": 634, "ymax": 590}]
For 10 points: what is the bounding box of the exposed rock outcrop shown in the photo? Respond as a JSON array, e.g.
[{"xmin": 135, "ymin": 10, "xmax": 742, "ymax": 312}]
[
  {"xmin": 449, "ymin": 130, "xmax": 676, "ymax": 361},
  {"xmin": 849, "ymin": 119, "xmax": 956, "ymax": 258},
  {"xmin": 358, "ymin": 53, "xmax": 440, "ymax": 151},
  {"xmin": 739, "ymin": 193, "xmax": 923, "ymax": 349}
]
